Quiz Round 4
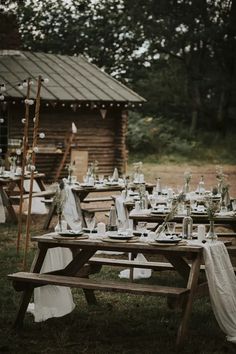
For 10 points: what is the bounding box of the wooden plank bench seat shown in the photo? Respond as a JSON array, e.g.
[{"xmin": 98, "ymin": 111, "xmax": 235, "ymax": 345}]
[
  {"xmin": 10, "ymin": 190, "xmax": 55, "ymax": 201},
  {"xmin": 89, "ymin": 255, "xmax": 236, "ymax": 272},
  {"xmin": 82, "ymin": 197, "xmax": 113, "ymax": 203},
  {"xmin": 82, "ymin": 207, "xmax": 111, "ymax": 213},
  {"xmin": 8, "ymin": 272, "xmax": 189, "ymax": 297},
  {"xmin": 89, "ymin": 257, "xmax": 174, "ymax": 270}
]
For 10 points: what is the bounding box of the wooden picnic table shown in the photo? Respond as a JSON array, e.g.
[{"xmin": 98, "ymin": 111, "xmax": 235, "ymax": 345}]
[
  {"xmin": 43, "ymin": 182, "xmax": 155, "ymax": 229},
  {"xmin": 0, "ymin": 173, "xmax": 49, "ymax": 223},
  {"xmin": 7, "ymin": 233, "xmax": 228, "ymax": 348},
  {"xmin": 129, "ymin": 211, "xmax": 236, "ymax": 232}
]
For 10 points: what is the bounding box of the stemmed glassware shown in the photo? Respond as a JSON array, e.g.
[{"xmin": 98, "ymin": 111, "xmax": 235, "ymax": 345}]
[
  {"xmin": 85, "ymin": 214, "xmax": 96, "ymax": 234},
  {"xmin": 137, "ymin": 221, "xmax": 147, "ymax": 241}
]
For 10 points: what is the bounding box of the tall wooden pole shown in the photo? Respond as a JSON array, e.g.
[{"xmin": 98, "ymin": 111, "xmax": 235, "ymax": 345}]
[
  {"xmin": 23, "ymin": 75, "xmax": 42, "ymax": 269},
  {"xmin": 54, "ymin": 123, "xmax": 77, "ymax": 182},
  {"xmin": 16, "ymin": 78, "xmax": 31, "ymax": 253}
]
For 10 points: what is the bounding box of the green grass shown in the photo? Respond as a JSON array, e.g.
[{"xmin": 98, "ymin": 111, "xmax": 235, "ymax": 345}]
[{"xmin": 0, "ymin": 224, "xmax": 235, "ymax": 354}]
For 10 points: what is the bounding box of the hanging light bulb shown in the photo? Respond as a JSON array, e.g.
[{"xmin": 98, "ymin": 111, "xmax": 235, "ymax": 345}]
[
  {"xmin": 0, "ymin": 94, "xmax": 5, "ymax": 101},
  {"xmin": 0, "ymin": 118, "xmax": 4, "ymax": 123},
  {"xmin": 0, "ymin": 84, "xmax": 6, "ymax": 92},
  {"xmin": 43, "ymin": 78, "xmax": 49, "ymax": 84},
  {"xmin": 16, "ymin": 148, "xmax": 21, "ymax": 155},
  {"xmin": 21, "ymin": 118, "xmax": 26, "ymax": 124},
  {"xmin": 22, "ymin": 80, "xmax": 28, "ymax": 88},
  {"xmin": 33, "ymin": 146, "xmax": 39, "ymax": 153},
  {"xmin": 39, "ymin": 132, "xmax": 45, "ymax": 139},
  {"xmin": 18, "ymin": 83, "xmax": 23, "ymax": 90}
]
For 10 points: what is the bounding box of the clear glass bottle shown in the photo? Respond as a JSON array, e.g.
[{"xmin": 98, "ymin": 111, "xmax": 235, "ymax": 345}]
[
  {"xmin": 182, "ymin": 205, "xmax": 193, "ymax": 239},
  {"xmin": 107, "ymin": 204, "xmax": 117, "ymax": 231},
  {"xmin": 156, "ymin": 177, "xmax": 162, "ymax": 195},
  {"xmin": 198, "ymin": 175, "xmax": 205, "ymax": 195}
]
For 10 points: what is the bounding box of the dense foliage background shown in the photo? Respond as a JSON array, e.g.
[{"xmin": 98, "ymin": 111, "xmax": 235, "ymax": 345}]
[{"xmin": 1, "ymin": 0, "xmax": 236, "ymax": 161}]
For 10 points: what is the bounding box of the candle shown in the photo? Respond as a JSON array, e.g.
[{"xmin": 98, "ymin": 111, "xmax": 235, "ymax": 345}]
[{"xmin": 197, "ymin": 225, "xmax": 206, "ymax": 241}]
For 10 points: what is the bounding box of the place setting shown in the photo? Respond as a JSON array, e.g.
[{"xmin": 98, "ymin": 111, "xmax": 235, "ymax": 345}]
[{"xmin": 101, "ymin": 229, "xmax": 139, "ymax": 243}]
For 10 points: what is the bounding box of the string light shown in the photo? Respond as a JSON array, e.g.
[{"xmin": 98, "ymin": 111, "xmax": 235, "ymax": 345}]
[
  {"xmin": 18, "ymin": 83, "xmax": 24, "ymax": 90},
  {"xmin": 0, "ymin": 84, "xmax": 6, "ymax": 92},
  {"xmin": 0, "ymin": 94, "xmax": 4, "ymax": 101},
  {"xmin": 62, "ymin": 103, "xmax": 65, "ymax": 107},
  {"xmin": 41, "ymin": 78, "xmax": 49, "ymax": 84},
  {"xmin": 25, "ymin": 99, "xmax": 34, "ymax": 105},
  {"xmin": 39, "ymin": 132, "xmax": 45, "ymax": 139},
  {"xmin": 21, "ymin": 118, "xmax": 26, "ymax": 124},
  {"xmin": 16, "ymin": 149, "xmax": 21, "ymax": 155},
  {"xmin": 22, "ymin": 80, "xmax": 28, "ymax": 88},
  {"xmin": 33, "ymin": 147, "xmax": 39, "ymax": 153},
  {"xmin": 12, "ymin": 101, "xmax": 16, "ymax": 104},
  {"xmin": 0, "ymin": 118, "xmax": 4, "ymax": 123}
]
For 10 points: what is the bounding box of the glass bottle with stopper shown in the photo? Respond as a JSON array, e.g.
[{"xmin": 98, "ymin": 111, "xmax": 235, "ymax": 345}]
[{"xmin": 182, "ymin": 204, "xmax": 193, "ymax": 239}]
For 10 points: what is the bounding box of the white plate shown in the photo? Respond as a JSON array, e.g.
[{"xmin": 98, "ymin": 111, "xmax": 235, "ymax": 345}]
[
  {"xmin": 58, "ymin": 230, "xmax": 84, "ymax": 237},
  {"xmin": 154, "ymin": 237, "xmax": 182, "ymax": 244}
]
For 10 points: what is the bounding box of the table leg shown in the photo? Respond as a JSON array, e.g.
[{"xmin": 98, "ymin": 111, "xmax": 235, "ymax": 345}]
[
  {"xmin": 43, "ymin": 203, "xmax": 56, "ymax": 229},
  {"xmin": 0, "ymin": 186, "xmax": 18, "ymax": 223},
  {"xmin": 176, "ymin": 253, "xmax": 202, "ymax": 348},
  {"xmin": 13, "ymin": 246, "xmax": 48, "ymax": 328}
]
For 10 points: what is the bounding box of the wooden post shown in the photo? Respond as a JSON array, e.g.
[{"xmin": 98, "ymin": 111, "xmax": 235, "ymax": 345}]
[
  {"xmin": 23, "ymin": 76, "xmax": 42, "ymax": 270},
  {"xmin": 16, "ymin": 78, "xmax": 31, "ymax": 253},
  {"xmin": 54, "ymin": 122, "xmax": 77, "ymax": 182}
]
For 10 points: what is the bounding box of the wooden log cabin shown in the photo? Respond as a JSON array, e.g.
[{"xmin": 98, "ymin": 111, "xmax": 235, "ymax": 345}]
[{"xmin": 0, "ymin": 50, "xmax": 145, "ymax": 182}]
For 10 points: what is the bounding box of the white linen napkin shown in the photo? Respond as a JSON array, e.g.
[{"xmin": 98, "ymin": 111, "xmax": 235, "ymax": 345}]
[
  {"xmin": 27, "ymin": 247, "xmax": 75, "ymax": 322},
  {"xmin": 202, "ymin": 241, "xmax": 236, "ymax": 343},
  {"xmin": 115, "ymin": 195, "xmax": 129, "ymax": 229},
  {"xmin": 187, "ymin": 240, "xmax": 236, "ymax": 343},
  {"xmin": 63, "ymin": 184, "xmax": 82, "ymax": 230}
]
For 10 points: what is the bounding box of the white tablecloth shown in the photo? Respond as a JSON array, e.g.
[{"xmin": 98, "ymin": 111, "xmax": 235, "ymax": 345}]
[
  {"xmin": 27, "ymin": 247, "xmax": 75, "ymax": 322},
  {"xmin": 201, "ymin": 241, "xmax": 236, "ymax": 343}
]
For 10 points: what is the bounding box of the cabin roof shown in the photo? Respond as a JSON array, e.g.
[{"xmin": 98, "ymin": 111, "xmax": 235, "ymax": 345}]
[{"xmin": 0, "ymin": 50, "xmax": 145, "ymax": 103}]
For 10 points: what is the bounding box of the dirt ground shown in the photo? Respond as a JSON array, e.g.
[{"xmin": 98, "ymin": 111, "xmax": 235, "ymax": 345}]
[{"xmin": 127, "ymin": 163, "xmax": 236, "ymax": 198}]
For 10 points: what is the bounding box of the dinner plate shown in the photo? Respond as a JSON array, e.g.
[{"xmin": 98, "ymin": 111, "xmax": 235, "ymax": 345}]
[
  {"xmin": 58, "ymin": 230, "xmax": 84, "ymax": 237},
  {"xmin": 154, "ymin": 237, "xmax": 182, "ymax": 244},
  {"xmin": 107, "ymin": 233, "xmax": 134, "ymax": 240}
]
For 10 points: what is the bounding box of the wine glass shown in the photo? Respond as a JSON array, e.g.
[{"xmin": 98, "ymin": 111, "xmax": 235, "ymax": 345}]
[
  {"xmin": 166, "ymin": 222, "xmax": 176, "ymax": 238},
  {"xmin": 85, "ymin": 214, "xmax": 96, "ymax": 234},
  {"xmin": 137, "ymin": 221, "xmax": 147, "ymax": 241}
]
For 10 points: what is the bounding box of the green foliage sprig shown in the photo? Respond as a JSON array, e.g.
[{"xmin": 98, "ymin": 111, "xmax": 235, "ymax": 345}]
[
  {"xmin": 156, "ymin": 192, "xmax": 186, "ymax": 236},
  {"xmin": 204, "ymin": 197, "xmax": 220, "ymax": 221}
]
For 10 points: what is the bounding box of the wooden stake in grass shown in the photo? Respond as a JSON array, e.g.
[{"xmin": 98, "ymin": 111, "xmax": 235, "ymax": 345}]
[
  {"xmin": 23, "ymin": 75, "xmax": 42, "ymax": 270},
  {"xmin": 16, "ymin": 78, "xmax": 31, "ymax": 253}
]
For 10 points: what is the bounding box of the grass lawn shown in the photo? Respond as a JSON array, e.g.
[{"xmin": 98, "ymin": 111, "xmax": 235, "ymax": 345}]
[{"xmin": 0, "ymin": 162, "xmax": 236, "ymax": 353}]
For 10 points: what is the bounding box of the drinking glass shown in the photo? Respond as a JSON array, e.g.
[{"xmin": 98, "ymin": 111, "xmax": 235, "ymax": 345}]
[
  {"xmin": 137, "ymin": 221, "xmax": 147, "ymax": 241},
  {"xmin": 149, "ymin": 195, "xmax": 156, "ymax": 208},
  {"xmin": 166, "ymin": 222, "xmax": 176, "ymax": 237},
  {"xmin": 85, "ymin": 215, "xmax": 96, "ymax": 234}
]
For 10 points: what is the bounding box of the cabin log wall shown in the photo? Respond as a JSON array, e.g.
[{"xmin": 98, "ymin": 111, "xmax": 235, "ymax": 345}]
[{"xmin": 8, "ymin": 103, "xmax": 128, "ymax": 182}]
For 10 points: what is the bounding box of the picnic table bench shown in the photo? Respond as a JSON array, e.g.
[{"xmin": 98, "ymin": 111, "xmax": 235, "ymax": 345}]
[{"xmin": 9, "ymin": 234, "xmax": 233, "ymax": 348}]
